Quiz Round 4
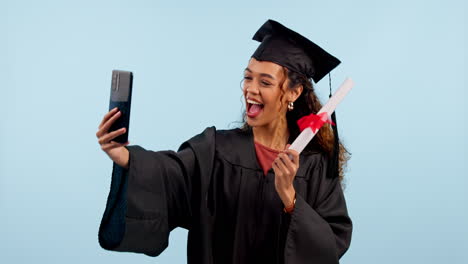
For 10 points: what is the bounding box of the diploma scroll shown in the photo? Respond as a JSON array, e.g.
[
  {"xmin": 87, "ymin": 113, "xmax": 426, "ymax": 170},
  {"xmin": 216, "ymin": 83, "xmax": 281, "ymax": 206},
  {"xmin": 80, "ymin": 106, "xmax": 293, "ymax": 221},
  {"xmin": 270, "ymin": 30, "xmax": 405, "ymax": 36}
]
[{"xmin": 289, "ymin": 78, "xmax": 354, "ymax": 154}]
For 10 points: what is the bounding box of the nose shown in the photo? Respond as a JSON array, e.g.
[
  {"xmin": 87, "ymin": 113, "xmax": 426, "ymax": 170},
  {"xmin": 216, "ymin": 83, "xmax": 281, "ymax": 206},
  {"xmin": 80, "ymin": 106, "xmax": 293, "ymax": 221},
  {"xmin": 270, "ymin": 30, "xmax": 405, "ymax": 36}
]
[{"xmin": 244, "ymin": 82, "xmax": 259, "ymax": 95}]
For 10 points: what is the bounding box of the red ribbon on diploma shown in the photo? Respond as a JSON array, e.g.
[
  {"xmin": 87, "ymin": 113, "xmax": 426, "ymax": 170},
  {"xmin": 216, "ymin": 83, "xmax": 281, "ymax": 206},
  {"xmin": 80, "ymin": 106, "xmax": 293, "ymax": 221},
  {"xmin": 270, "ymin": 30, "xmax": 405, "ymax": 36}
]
[{"xmin": 297, "ymin": 112, "xmax": 335, "ymax": 133}]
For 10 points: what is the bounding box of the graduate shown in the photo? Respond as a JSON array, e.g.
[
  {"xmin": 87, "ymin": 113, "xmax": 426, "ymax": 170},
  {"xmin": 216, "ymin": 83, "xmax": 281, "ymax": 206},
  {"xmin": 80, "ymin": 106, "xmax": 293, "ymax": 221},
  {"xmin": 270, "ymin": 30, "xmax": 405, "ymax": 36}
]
[{"xmin": 96, "ymin": 19, "xmax": 353, "ymax": 264}]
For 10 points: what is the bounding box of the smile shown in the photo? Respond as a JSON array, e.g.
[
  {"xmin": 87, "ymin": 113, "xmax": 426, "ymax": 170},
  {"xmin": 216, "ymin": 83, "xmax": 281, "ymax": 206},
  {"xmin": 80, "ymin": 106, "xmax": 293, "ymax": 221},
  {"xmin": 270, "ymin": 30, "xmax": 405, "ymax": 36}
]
[{"xmin": 247, "ymin": 99, "xmax": 264, "ymax": 118}]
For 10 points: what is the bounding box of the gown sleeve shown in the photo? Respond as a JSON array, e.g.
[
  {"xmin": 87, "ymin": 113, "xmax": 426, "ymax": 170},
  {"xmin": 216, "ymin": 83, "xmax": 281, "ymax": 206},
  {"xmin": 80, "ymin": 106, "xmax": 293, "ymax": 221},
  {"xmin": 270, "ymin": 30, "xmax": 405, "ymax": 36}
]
[
  {"xmin": 98, "ymin": 127, "xmax": 215, "ymax": 257},
  {"xmin": 284, "ymin": 154, "xmax": 353, "ymax": 264}
]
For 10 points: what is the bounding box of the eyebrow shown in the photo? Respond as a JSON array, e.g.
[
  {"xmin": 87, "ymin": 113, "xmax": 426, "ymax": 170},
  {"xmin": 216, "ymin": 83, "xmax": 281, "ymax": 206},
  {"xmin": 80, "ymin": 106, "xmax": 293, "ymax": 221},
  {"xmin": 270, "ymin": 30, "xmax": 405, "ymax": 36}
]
[{"xmin": 244, "ymin": 68, "xmax": 276, "ymax": 80}]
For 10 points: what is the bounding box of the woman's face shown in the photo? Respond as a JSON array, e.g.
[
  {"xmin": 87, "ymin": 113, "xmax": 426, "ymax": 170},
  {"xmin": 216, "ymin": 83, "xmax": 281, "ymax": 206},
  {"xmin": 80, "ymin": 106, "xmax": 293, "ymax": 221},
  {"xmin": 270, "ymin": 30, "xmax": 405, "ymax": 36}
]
[{"xmin": 243, "ymin": 58, "xmax": 298, "ymax": 128}]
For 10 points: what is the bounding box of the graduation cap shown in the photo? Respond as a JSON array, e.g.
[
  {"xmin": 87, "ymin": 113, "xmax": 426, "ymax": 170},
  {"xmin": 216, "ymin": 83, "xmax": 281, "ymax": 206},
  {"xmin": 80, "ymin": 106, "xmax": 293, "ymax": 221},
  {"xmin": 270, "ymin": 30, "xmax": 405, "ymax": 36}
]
[
  {"xmin": 251, "ymin": 19, "xmax": 342, "ymax": 179},
  {"xmin": 251, "ymin": 19, "xmax": 340, "ymax": 83}
]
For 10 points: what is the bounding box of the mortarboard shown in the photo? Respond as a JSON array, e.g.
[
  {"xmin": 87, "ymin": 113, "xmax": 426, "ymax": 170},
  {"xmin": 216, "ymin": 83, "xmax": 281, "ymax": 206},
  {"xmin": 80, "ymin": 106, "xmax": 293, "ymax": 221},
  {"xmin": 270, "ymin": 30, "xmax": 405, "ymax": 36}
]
[{"xmin": 251, "ymin": 19, "xmax": 340, "ymax": 83}]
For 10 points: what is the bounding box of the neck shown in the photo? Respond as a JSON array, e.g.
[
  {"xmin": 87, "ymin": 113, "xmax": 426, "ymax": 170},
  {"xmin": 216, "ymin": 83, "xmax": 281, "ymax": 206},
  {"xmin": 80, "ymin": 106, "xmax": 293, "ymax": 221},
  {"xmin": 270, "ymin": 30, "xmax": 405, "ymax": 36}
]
[{"xmin": 252, "ymin": 115, "xmax": 289, "ymax": 151}]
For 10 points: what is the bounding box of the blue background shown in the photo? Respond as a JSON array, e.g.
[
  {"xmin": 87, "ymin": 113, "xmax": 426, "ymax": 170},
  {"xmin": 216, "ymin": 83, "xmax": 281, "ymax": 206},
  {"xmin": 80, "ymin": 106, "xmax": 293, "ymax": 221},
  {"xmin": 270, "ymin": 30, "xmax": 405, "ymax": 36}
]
[{"xmin": 2, "ymin": 0, "xmax": 467, "ymax": 263}]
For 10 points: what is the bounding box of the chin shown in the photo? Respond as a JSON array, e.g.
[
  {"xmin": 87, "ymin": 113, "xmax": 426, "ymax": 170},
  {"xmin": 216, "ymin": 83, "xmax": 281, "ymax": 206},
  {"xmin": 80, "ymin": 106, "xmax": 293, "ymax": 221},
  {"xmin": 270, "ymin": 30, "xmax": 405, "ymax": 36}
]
[
  {"xmin": 246, "ymin": 118, "xmax": 255, "ymax": 127},
  {"xmin": 246, "ymin": 117, "xmax": 259, "ymax": 127},
  {"xmin": 246, "ymin": 117, "xmax": 269, "ymax": 128}
]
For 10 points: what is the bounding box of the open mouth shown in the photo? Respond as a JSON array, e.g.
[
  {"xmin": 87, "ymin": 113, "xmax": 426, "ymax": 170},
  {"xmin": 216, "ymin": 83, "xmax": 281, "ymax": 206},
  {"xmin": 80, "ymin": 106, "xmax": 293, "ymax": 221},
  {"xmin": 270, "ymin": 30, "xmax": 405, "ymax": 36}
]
[{"xmin": 247, "ymin": 99, "xmax": 264, "ymax": 118}]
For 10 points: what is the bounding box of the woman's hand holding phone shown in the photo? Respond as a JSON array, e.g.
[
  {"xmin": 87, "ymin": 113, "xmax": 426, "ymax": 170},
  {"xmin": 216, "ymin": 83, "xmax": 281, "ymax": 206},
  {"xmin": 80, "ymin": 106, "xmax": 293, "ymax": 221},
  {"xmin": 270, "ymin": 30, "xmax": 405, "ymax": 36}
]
[{"xmin": 96, "ymin": 107, "xmax": 130, "ymax": 169}]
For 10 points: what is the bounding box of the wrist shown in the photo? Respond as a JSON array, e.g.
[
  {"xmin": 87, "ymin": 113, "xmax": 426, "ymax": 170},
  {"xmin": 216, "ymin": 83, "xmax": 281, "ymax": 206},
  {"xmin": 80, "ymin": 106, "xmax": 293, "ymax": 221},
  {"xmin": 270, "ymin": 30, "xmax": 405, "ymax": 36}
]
[
  {"xmin": 279, "ymin": 187, "xmax": 296, "ymax": 210},
  {"xmin": 283, "ymin": 190, "xmax": 296, "ymax": 214},
  {"xmin": 118, "ymin": 147, "xmax": 130, "ymax": 169}
]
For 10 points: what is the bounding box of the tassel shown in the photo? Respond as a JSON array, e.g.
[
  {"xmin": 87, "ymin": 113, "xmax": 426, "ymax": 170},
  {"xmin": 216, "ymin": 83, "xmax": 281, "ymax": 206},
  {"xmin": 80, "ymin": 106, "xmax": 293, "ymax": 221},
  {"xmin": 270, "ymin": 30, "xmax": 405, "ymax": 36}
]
[{"xmin": 328, "ymin": 74, "xmax": 340, "ymax": 179}]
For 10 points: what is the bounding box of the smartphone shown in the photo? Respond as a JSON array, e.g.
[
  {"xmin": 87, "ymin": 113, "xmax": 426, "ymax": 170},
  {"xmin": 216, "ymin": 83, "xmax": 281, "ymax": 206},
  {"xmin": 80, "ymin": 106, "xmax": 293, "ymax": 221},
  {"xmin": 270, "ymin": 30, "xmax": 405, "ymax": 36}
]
[{"xmin": 109, "ymin": 70, "xmax": 133, "ymax": 143}]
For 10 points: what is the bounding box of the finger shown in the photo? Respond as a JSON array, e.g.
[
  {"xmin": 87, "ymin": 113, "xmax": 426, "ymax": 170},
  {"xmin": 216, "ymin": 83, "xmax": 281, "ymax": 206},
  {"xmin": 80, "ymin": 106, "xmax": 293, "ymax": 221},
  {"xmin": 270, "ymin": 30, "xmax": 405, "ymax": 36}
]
[
  {"xmin": 101, "ymin": 140, "xmax": 129, "ymax": 151},
  {"xmin": 283, "ymin": 145, "xmax": 294, "ymax": 162},
  {"xmin": 274, "ymin": 156, "xmax": 290, "ymax": 175},
  {"xmin": 101, "ymin": 141, "xmax": 120, "ymax": 151},
  {"xmin": 99, "ymin": 107, "xmax": 119, "ymax": 129},
  {"xmin": 286, "ymin": 148, "xmax": 299, "ymax": 158},
  {"xmin": 98, "ymin": 127, "xmax": 126, "ymax": 145},
  {"xmin": 271, "ymin": 161, "xmax": 281, "ymax": 175},
  {"xmin": 279, "ymin": 152, "xmax": 293, "ymax": 166},
  {"xmin": 100, "ymin": 111, "xmax": 122, "ymax": 134},
  {"xmin": 284, "ymin": 149, "xmax": 300, "ymax": 166},
  {"xmin": 280, "ymin": 153, "xmax": 298, "ymax": 177},
  {"xmin": 96, "ymin": 111, "xmax": 122, "ymax": 138},
  {"xmin": 278, "ymin": 153, "xmax": 295, "ymax": 172}
]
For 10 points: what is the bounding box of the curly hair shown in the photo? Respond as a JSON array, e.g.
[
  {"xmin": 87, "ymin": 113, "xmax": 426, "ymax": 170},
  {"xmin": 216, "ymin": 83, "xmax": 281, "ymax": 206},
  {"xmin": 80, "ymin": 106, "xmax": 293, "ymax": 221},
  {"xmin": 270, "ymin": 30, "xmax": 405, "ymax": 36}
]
[{"xmin": 241, "ymin": 67, "xmax": 350, "ymax": 182}]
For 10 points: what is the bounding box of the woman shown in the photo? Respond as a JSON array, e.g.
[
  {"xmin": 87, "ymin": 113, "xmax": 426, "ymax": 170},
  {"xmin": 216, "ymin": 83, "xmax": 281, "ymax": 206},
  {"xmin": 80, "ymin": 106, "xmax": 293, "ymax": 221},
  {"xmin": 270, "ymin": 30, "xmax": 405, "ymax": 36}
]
[{"xmin": 96, "ymin": 20, "xmax": 352, "ymax": 264}]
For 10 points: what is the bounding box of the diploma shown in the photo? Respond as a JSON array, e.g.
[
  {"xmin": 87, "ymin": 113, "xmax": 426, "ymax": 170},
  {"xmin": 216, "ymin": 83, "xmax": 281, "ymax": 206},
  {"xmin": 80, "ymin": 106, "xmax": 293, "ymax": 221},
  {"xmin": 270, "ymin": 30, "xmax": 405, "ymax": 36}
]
[{"xmin": 289, "ymin": 78, "xmax": 354, "ymax": 154}]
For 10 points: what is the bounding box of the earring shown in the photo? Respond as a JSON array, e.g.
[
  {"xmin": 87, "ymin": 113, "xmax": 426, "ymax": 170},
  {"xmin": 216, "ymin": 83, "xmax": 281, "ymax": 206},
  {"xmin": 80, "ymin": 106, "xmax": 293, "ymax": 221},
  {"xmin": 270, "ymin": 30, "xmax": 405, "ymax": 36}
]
[{"xmin": 288, "ymin": 101, "xmax": 294, "ymax": 111}]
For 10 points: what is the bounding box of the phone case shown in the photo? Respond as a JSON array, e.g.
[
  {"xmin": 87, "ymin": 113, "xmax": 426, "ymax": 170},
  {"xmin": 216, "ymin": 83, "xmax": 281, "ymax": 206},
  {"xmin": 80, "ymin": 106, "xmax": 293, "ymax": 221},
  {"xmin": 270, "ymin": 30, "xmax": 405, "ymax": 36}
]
[{"xmin": 109, "ymin": 70, "xmax": 133, "ymax": 143}]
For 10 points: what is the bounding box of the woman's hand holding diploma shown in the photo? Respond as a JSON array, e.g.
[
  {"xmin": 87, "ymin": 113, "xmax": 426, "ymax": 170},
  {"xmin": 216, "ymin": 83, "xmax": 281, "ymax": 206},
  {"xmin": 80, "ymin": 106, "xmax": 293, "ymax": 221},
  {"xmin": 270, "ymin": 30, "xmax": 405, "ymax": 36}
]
[
  {"xmin": 272, "ymin": 144, "xmax": 299, "ymax": 211},
  {"xmin": 96, "ymin": 107, "xmax": 130, "ymax": 169}
]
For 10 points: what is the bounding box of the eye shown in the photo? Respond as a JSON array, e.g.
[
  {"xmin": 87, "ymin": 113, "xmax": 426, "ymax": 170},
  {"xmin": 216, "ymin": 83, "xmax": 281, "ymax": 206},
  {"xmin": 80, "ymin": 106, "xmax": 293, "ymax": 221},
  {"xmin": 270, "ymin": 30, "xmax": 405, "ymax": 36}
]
[
  {"xmin": 261, "ymin": 80, "xmax": 272, "ymax": 86},
  {"xmin": 243, "ymin": 76, "xmax": 252, "ymax": 81}
]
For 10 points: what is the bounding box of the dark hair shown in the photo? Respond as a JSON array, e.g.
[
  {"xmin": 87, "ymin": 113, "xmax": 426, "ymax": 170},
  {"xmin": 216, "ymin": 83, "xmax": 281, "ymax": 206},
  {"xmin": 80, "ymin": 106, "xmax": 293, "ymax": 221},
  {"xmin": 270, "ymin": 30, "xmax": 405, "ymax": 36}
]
[{"xmin": 241, "ymin": 67, "xmax": 350, "ymax": 182}]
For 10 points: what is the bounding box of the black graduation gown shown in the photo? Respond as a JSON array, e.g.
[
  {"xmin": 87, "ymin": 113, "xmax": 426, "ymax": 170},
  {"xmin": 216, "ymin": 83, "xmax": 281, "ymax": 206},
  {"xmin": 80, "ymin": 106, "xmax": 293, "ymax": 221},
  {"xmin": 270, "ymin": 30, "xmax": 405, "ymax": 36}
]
[{"xmin": 98, "ymin": 127, "xmax": 352, "ymax": 264}]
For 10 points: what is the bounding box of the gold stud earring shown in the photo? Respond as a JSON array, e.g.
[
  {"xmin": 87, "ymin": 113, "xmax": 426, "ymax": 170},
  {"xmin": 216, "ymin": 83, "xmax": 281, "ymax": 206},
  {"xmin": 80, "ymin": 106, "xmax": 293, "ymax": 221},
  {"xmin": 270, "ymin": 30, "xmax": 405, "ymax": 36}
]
[{"xmin": 288, "ymin": 101, "xmax": 294, "ymax": 111}]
